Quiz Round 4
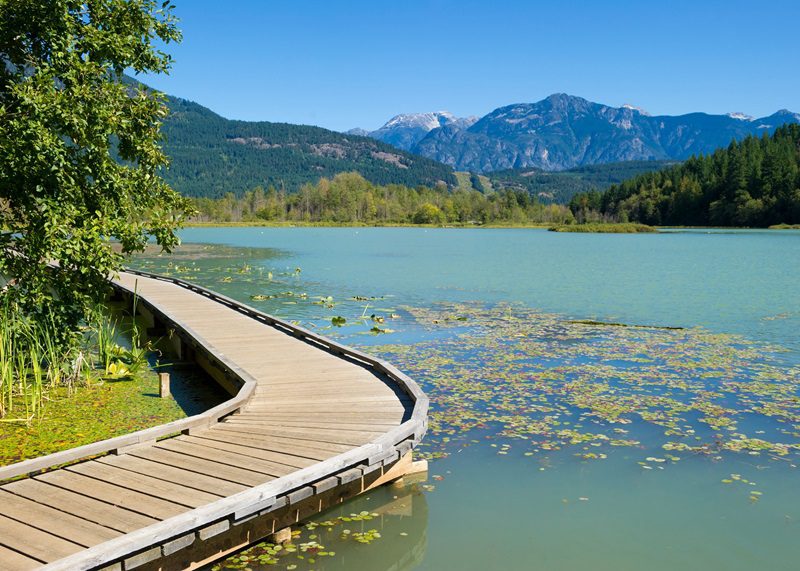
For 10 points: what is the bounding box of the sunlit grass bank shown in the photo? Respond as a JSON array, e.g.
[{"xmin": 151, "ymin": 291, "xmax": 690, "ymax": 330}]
[{"xmin": 0, "ymin": 367, "xmax": 184, "ymax": 465}]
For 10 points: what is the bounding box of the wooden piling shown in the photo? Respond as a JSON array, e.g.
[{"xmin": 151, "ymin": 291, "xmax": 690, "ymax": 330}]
[{"xmin": 159, "ymin": 372, "xmax": 171, "ymax": 398}]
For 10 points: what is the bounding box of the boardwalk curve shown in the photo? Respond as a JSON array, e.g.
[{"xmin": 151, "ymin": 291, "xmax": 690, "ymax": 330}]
[{"xmin": 0, "ymin": 270, "xmax": 428, "ymax": 570}]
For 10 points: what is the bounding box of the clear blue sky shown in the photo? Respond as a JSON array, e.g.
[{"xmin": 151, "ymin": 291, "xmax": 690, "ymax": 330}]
[{"xmin": 140, "ymin": 0, "xmax": 800, "ymax": 132}]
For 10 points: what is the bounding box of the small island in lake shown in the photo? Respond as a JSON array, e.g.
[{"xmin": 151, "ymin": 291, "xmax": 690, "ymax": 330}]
[{"xmin": 548, "ymin": 222, "xmax": 657, "ymax": 233}]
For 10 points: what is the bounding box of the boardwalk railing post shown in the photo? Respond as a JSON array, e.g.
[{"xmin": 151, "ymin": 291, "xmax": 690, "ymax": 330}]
[{"xmin": 159, "ymin": 372, "xmax": 171, "ymax": 398}]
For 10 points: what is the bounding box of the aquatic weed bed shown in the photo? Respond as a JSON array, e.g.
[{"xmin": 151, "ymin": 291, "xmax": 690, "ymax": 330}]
[{"xmin": 373, "ymin": 302, "xmax": 800, "ymax": 471}]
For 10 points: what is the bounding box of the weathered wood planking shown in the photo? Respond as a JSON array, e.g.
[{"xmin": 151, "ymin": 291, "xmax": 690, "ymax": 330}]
[{"xmin": 0, "ymin": 269, "xmax": 428, "ymax": 570}]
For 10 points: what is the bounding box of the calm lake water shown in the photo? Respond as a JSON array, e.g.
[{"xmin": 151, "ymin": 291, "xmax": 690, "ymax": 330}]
[{"xmin": 133, "ymin": 227, "xmax": 800, "ymax": 571}]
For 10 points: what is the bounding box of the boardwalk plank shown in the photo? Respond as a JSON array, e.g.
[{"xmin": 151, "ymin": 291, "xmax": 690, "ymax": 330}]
[
  {"xmin": 0, "ymin": 544, "xmax": 42, "ymax": 571},
  {"xmin": 208, "ymin": 428, "xmax": 336, "ymax": 460},
  {"xmin": 0, "ymin": 514, "xmax": 83, "ymax": 562},
  {"xmin": 96, "ymin": 454, "xmax": 245, "ymax": 497},
  {"xmin": 252, "ymin": 387, "xmax": 392, "ymax": 397},
  {"xmin": 246, "ymin": 407, "xmax": 408, "ymax": 416},
  {"xmin": 36, "ymin": 470, "xmax": 187, "ymax": 521},
  {"xmin": 212, "ymin": 425, "xmax": 353, "ymax": 454},
  {"xmin": 179, "ymin": 434, "xmax": 317, "ymax": 468},
  {"xmin": 67, "ymin": 460, "xmax": 221, "ymax": 508},
  {"xmin": 250, "ymin": 395, "xmax": 411, "ymax": 405},
  {"xmin": 128, "ymin": 446, "xmax": 272, "ymax": 487},
  {"xmin": 3, "ymin": 479, "xmax": 158, "ymax": 533},
  {"xmin": 185, "ymin": 430, "xmax": 320, "ymax": 465},
  {"xmin": 0, "ymin": 490, "xmax": 119, "ymax": 547},
  {"xmin": 223, "ymin": 418, "xmax": 402, "ymax": 431},
  {"xmin": 214, "ymin": 422, "xmax": 380, "ymax": 445},
  {"xmin": 156, "ymin": 439, "xmax": 296, "ymax": 477},
  {"xmin": 243, "ymin": 411, "xmax": 407, "ymax": 423}
]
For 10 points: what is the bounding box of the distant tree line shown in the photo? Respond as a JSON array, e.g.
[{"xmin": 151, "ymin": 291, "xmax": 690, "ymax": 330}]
[
  {"xmin": 569, "ymin": 125, "xmax": 800, "ymax": 226},
  {"xmin": 191, "ymin": 172, "xmax": 574, "ymax": 225},
  {"xmin": 487, "ymin": 160, "xmax": 674, "ymax": 204}
]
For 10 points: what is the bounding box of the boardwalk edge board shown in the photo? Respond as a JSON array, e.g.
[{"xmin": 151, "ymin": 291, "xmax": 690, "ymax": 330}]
[{"xmin": 0, "ymin": 269, "xmax": 427, "ymax": 570}]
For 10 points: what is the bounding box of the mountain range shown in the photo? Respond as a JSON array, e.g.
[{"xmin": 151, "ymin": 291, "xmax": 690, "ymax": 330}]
[
  {"xmin": 142, "ymin": 79, "xmax": 800, "ymax": 201},
  {"xmin": 355, "ymin": 94, "xmax": 800, "ymax": 172}
]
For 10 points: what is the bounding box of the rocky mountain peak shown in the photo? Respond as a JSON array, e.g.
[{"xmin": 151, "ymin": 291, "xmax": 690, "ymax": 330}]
[
  {"xmin": 364, "ymin": 111, "xmax": 478, "ymax": 151},
  {"xmin": 622, "ymin": 103, "xmax": 650, "ymax": 116}
]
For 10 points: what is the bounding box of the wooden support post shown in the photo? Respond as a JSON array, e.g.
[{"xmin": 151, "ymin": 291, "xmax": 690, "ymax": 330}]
[
  {"xmin": 271, "ymin": 527, "xmax": 292, "ymax": 544},
  {"xmin": 407, "ymin": 459, "xmax": 428, "ymax": 475},
  {"xmin": 170, "ymin": 329, "xmax": 183, "ymax": 360},
  {"xmin": 159, "ymin": 372, "xmax": 171, "ymax": 398}
]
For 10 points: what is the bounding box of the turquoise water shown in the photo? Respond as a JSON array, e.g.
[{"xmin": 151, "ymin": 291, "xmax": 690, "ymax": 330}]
[
  {"xmin": 132, "ymin": 228, "xmax": 800, "ymax": 571},
  {"xmin": 173, "ymin": 227, "xmax": 800, "ymax": 353}
]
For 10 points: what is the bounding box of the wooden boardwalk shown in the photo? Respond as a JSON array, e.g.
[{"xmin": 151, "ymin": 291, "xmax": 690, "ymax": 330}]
[{"xmin": 0, "ymin": 270, "xmax": 427, "ymax": 570}]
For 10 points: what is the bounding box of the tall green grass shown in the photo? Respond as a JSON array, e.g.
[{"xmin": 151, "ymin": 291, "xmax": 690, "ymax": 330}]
[
  {"xmin": 0, "ymin": 300, "xmax": 65, "ymax": 422},
  {"xmin": 0, "ymin": 297, "xmax": 152, "ymax": 424}
]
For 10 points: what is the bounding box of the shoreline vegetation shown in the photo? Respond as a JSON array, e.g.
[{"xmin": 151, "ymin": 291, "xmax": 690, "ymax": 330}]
[
  {"xmin": 189, "ymin": 172, "xmax": 575, "ymax": 227},
  {"xmin": 186, "ymin": 172, "xmax": 799, "ymax": 232},
  {"xmin": 182, "ymin": 219, "xmax": 798, "ymax": 232},
  {"xmin": 0, "ymin": 300, "xmax": 184, "ymax": 464},
  {"xmin": 184, "ymin": 220, "xmax": 553, "ymax": 229},
  {"xmin": 548, "ymin": 223, "xmax": 657, "ymax": 233}
]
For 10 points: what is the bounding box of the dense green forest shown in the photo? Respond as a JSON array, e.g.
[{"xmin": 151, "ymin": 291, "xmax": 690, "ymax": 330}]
[
  {"xmin": 159, "ymin": 95, "xmax": 457, "ymax": 197},
  {"xmin": 486, "ymin": 161, "xmax": 675, "ymax": 203},
  {"xmin": 191, "ymin": 172, "xmax": 574, "ymax": 225},
  {"xmin": 569, "ymin": 125, "xmax": 800, "ymax": 226}
]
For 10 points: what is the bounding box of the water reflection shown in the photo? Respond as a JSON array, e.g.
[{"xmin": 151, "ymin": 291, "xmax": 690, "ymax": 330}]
[{"xmin": 210, "ymin": 476, "xmax": 429, "ymax": 571}]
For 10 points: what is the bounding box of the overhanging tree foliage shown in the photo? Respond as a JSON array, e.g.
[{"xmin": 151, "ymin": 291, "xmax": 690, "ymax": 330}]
[{"xmin": 0, "ymin": 0, "xmax": 192, "ymax": 336}]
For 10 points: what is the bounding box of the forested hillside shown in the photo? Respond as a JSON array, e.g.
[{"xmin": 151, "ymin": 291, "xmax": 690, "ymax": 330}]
[
  {"xmin": 486, "ymin": 160, "xmax": 675, "ymax": 203},
  {"xmin": 569, "ymin": 125, "xmax": 800, "ymax": 226},
  {"xmin": 157, "ymin": 94, "xmax": 456, "ymax": 197}
]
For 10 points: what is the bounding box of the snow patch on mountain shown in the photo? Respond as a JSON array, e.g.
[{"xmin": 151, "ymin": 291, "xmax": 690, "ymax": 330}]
[
  {"xmin": 622, "ymin": 104, "xmax": 650, "ymax": 116},
  {"xmin": 381, "ymin": 111, "xmax": 458, "ymax": 131},
  {"xmin": 366, "ymin": 111, "xmax": 478, "ymax": 151}
]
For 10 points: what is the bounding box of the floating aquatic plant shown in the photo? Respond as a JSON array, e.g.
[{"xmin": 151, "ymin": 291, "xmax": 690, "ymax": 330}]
[{"xmin": 371, "ymin": 302, "xmax": 800, "ymax": 466}]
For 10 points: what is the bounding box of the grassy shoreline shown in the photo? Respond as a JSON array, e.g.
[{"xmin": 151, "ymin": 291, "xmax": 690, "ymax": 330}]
[{"xmin": 0, "ymin": 367, "xmax": 185, "ymax": 465}]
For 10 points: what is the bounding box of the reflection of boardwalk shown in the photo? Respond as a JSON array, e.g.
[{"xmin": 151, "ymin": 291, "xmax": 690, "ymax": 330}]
[
  {"xmin": 268, "ymin": 478, "xmax": 429, "ymax": 571},
  {"xmin": 0, "ymin": 270, "xmax": 427, "ymax": 570}
]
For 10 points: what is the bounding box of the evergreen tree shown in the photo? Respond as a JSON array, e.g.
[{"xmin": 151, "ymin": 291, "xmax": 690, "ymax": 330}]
[{"xmin": 569, "ymin": 125, "xmax": 800, "ymax": 227}]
